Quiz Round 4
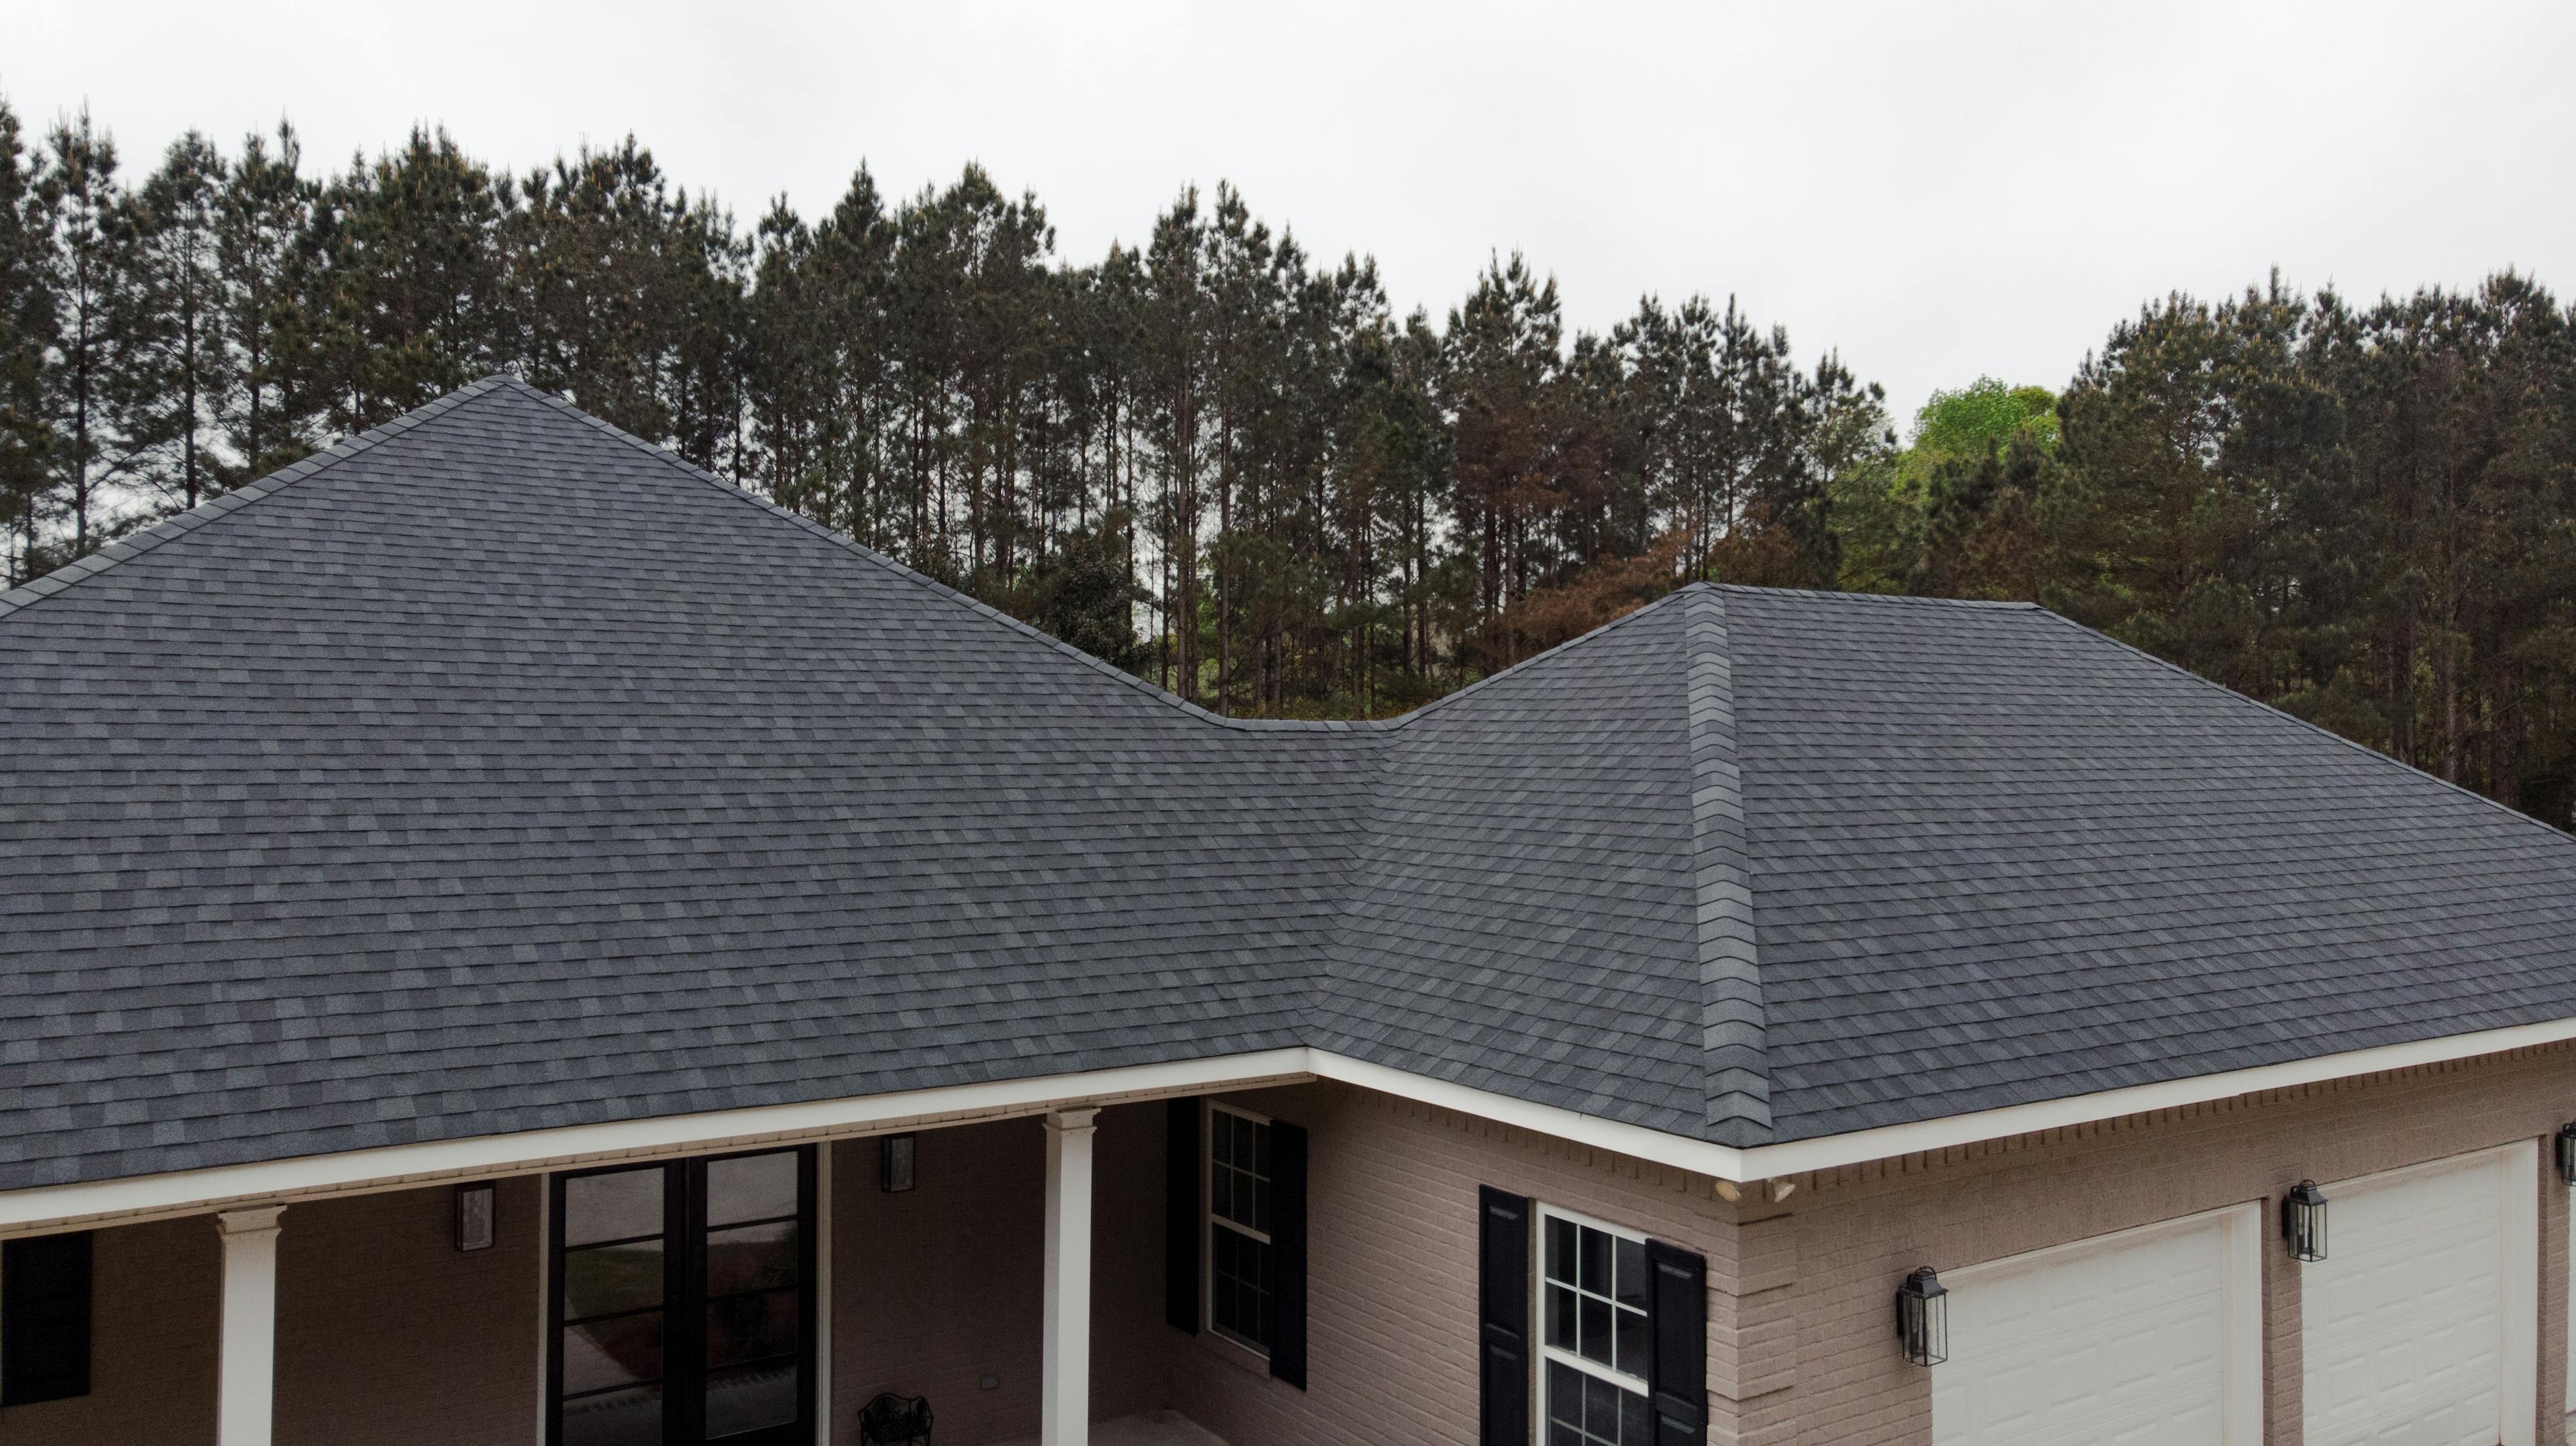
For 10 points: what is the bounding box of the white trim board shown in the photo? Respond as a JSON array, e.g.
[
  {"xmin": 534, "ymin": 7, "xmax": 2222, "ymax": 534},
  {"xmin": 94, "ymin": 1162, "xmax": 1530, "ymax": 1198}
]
[
  {"xmin": 0, "ymin": 1050, "xmax": 1313, "ymax": 1233},
  {"xmin": 7, "ymin": 1016, "xmax": 2576, "ymax": 1233}
]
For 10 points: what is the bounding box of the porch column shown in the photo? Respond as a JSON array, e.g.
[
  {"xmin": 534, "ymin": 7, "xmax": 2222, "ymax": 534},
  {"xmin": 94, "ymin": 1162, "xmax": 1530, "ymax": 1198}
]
[
  {"xmin": 216, "ymin": 1205, "xmax": 285, "ymax": 1446},
  {"xmin": 1042, "ymin": 1108, "xmax": 1099, "ymax": 1446}
]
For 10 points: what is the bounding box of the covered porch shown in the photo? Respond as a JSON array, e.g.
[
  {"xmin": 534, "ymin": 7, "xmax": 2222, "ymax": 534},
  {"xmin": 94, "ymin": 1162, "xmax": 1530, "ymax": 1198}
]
[{"xmin": 0, "ymin": 1097, "xmax": 1300, "ymax": 1446}]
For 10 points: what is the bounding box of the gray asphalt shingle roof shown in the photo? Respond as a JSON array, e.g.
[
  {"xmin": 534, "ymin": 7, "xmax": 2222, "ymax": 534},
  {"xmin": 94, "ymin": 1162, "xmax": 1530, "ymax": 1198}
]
[{"xmin": 7, "ymin": 376, "xmax": 2575, "ymax": 1191}]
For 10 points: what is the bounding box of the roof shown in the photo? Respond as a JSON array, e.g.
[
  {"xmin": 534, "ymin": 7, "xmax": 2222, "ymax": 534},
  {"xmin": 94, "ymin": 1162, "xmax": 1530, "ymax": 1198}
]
[{"xmin": 7, "ymin": 376, "xmax": 2576, "ymax": 1192}]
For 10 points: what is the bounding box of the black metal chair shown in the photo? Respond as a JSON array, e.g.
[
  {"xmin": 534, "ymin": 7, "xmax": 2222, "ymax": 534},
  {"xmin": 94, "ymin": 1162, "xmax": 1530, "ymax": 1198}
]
[{"xmin": 858, "ymin": 1391, "xmax": 933, "ymax": 1446}]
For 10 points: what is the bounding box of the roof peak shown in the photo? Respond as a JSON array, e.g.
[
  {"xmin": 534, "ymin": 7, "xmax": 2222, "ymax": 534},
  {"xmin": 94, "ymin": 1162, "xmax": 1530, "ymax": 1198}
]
[{"xmin": 0, "ymin": 374, "xmax": 522, "ymax": 625}]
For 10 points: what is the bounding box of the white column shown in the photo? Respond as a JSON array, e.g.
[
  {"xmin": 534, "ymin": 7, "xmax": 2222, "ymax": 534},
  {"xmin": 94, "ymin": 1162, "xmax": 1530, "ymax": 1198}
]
[
  {"xmin": 1041, "ymin": 1108, "xmax": 1099, "ymax": 1446},
  {"xmin": 217, "ymin": 1206, "xmax": 285, "ymax": 1446},
  {"xmin": 814, "ymin": 1141, "xmax": 836, "ymax": 1433}
]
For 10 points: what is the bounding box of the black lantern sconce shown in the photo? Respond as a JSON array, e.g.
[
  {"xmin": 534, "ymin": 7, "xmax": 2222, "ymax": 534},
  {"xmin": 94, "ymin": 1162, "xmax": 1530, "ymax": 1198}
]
[
  {"xmin": 453, "ymin": 1181, "xmax": 496, "ymax": 1252},
  {"xmin": 2282, "ymin": 1179, "xmax": 2328, "ymax": 1262},
  {"xmin": 2557, "ymin": 1122, "xmax": 2576, "ymax": 1186},
  {"xmin": 1894, "ymin": 1266, "xmax": 1948, "ymax": 1366},
  {"xmin": 881, "ymin": 1133, "xmax": 918, "ymax": 1193}
]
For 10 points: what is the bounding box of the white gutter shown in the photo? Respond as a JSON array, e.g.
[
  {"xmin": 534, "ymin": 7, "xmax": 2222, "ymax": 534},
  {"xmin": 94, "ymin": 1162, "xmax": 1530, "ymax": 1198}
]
[{"xmin": 9, "ymin": 1019, "xmax": 2575, "ymax": 1234}]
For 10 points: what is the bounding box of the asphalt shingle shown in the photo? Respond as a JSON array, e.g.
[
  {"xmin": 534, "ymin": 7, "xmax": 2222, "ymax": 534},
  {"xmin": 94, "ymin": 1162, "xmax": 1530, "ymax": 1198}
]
[{"xmin": 7, "ymin": 376, "xmax": 2576, "ymax": 1191}]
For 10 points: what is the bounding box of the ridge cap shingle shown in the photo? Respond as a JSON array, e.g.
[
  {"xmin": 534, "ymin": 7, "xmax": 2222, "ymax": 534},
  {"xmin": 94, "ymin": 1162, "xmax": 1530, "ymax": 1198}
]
[{"xmin": 1682, "ymin": 587, "xmax": 1771, "ymax": 1145}]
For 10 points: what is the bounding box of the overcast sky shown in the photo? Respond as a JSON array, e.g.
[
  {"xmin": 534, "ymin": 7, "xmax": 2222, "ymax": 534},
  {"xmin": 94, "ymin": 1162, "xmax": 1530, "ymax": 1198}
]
[{"xmin": 11, "ymin": 0, "xmax": 2573, "ymax": 424}]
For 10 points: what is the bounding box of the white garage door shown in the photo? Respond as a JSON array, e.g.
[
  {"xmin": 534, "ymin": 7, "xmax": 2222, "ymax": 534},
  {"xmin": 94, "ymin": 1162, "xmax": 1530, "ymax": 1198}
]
[
  {"xmin": 2302, "ymin": 1143, "xmax": 2538, "ymax": 1446},
  {"xmin": 1932, "ymin": 1206, "xmax": 2260, "ymax": 1445}
]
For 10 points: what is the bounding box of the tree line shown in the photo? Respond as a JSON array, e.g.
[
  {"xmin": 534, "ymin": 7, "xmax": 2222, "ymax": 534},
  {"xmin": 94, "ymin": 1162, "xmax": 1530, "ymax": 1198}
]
[{"xmin": 5, "ymin": 103, "xmax": 2574, "ymax": 823}]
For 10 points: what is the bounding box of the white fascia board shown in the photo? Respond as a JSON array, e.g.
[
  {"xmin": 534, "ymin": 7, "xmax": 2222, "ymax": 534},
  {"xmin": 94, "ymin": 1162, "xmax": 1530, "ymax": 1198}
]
[
  {"xmin": 1306, "ymin": 1013, "xmax": 2576, "ymax": 1184},
  {"xmin": 11, "ymin": 1016, "xmax": 2576, "ymax": 1231},
  {"xmin": 1300, "ymin": 1051, "xmax": 1753, "ymax": 1178},
  {"xmin": 0, "ymin": 1048, "xmax": 1313, "ymax": 1232},
  {"xmin": 1723, "ymin": 1014, "xmax": 2576, "ymax": 1180}
]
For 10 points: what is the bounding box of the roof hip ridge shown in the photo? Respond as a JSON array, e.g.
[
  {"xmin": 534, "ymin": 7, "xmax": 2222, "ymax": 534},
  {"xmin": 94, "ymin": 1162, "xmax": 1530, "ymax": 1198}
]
[
  {"xmin": 0, "ymin": 374, "xmax": 518, "ymax": 623},
  {"xmin": 2028, "ymin": 606, "xmax": 2576, "ymax": 845},
  {"xmin": 1682, "ymin": 586, "xmax": 1773, "ymax": 1146},
  {"xmin": 498, "ymin": 377, "xmax": 1397, "ymax": 736}
]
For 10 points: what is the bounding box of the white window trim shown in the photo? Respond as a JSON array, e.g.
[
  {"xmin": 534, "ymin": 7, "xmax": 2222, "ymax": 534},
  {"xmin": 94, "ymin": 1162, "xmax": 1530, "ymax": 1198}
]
[
  {"xmin": 1205, "ymin": 1101, "xmax": 1273, "ymax": 1359},
  {"xmin": 1532, "ymin": 1200, "xmax": 1654, "ymax": 1442}
]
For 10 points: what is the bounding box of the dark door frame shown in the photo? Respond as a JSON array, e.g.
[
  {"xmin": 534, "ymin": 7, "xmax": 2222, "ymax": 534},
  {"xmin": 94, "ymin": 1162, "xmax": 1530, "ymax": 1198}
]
[{"xmin": 547, "ymin": 1145, "xmax": 820, "ymax": 1446}]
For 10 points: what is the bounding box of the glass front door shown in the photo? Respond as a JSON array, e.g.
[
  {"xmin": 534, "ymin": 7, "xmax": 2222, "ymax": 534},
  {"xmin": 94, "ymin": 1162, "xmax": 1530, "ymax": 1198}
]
[{"xmin": 551, "ymin": 1147, "xmax": 816, "ymax": 1446}]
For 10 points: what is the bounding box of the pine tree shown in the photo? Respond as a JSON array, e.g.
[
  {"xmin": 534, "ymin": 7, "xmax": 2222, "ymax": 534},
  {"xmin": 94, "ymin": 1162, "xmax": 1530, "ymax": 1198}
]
[
  {"xmin": 318, "ymin": 127, "xmax": 515, "ymax": 429},
  {"xmin": 217, "ymin": 123, "xmax": 325, "ymax": 483},
  {"xmin": 42, "ymin": 107, "xmax": 129, "ymax": 560},
  {"xmin": 0, "ymin": 96, "xmax": 56, "ymax": 585},
  {"xmin": 118, "ymin": 131, "xmax": 229, "ymax": 509}
]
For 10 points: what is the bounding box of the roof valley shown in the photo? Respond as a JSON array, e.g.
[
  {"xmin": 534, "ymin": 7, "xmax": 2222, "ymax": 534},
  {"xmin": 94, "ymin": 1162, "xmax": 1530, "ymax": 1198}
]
[{"xmin": 1684, "ymin": 587, "xmax": 1772, "ymax": 1146}]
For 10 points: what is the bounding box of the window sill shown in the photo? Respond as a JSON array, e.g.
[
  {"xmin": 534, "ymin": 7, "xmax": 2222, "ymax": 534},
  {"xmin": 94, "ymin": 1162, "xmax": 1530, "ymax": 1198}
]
[{"xmin": 1195, "ymin": 1325, "xmax": 1275, "ymax": 1380}]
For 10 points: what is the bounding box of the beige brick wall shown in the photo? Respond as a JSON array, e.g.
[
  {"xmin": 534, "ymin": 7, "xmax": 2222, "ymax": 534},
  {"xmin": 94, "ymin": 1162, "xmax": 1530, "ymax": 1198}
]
[
  {"xmin": 1163, "ymin": 1080, "xmax": 1733, "ymax": 1446},
  {"xmin": 272, "ymin": 1176, "xmax": 543, "ymax": 1446},
  {"xmin": 0, "ymin": 1177, "xmax": 540, "ymax": 1446},
  {"xmin": 1729, "ymin": 1044, "xmax": 2576, "ymax": 1446},
  {"xmin": 0, "ymin": 1215, "xmax": 219, "ymax": 1445},
  {"xmin": 827, "ymin": 1108, "xmax": 1169, "ymax": 1445}
]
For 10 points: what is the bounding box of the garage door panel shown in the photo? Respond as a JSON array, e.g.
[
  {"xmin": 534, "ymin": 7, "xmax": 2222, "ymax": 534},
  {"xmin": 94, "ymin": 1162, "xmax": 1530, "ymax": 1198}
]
[
  {"xmin": 2302, "ymin": 1147, "xmax": 2525, "ymax": 1446},
  {"xmin": 1933, "ymin": 1210, "xmax": 2248, "ymax": 1446}
]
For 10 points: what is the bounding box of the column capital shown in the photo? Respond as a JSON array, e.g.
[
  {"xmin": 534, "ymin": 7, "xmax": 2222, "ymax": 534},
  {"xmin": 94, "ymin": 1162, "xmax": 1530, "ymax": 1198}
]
[
  {"xmin": 217, "ymin": 1205, "xmax": 286, "ymax": 1237},
  {"xmin": 1044, "ymin": 1106, "xmax": 1100, "ymax": 1133}
]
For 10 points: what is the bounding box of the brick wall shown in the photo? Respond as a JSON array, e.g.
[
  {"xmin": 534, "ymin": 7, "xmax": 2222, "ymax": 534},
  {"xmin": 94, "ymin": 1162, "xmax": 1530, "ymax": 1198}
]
[
  {"xmin": 272, "ymin": 1176, "xmax": 543, "ymax": 1446},
  {"xmin": 1162, "ymin": 1080, "xmax": 1733, "ymax": 1446},
  {"xmin": 828, "ymin": 1108, "xmax": 1169, "ymax": 1445},
  {"xmin": 1726, "ymin": 1044, "xmax": 2576, "ymax": 1445},
  {"xmin": 0, "ymin": 1215, "xmax": 218, "ymax": 1445}
]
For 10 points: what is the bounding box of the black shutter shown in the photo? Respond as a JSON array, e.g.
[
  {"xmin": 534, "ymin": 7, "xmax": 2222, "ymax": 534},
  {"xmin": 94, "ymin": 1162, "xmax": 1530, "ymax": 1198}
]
[
  {"xmin": 1477, "ymin": 1188, "xmax": 1532, "ymax": 1446},
  {"xmin": 1165, "ymin": 1096, "xmax": 1201, "ymax": 1334},
  {"xmin": 1263, "ymin": 1120, "xmax": 1308, "ymax": 1389},
  {"xmin": 1, "ymin": 1231, "xmax": 93, "ymax": 1406},
  {"xmin": 1644, "ymin": 1238, "xmax": 1707, "ymax": 1445}
]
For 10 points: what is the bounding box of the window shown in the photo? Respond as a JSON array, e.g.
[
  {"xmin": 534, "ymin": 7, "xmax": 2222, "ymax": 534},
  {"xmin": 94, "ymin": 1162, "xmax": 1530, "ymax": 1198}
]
[
  {"xmin": 1207, "ymin": 1104, "xmax": 1273, "ymax": 1353},
  {"xmin": 1, "ymin": 1231, "xmax": 93, "ymax": 1406},
  {"xmin": 1537, "ymin": 1206, "xmax": 1653, "ymax": 1446},
  {"xmin": 551, "ymin": 1147, "xmax": 814, "ymax": 1446}
]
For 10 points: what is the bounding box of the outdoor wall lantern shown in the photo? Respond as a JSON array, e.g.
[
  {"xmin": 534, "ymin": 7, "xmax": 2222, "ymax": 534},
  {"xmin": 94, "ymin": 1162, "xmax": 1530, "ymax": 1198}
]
[
  {"xmin": 2282, "ymin": 1179, "xmax": 2328, "ymax": 1262},
  {"xmin": 1894, "ymin": 1266, "xmax": 1948, "ymax": 1366},
  {"xmin": 2557, "ymin": 1122, "xmax": 2576, "ymax": 1186},
  {"xmin": 881, "ymin": 1133, "xmax": 918, "ymax": 1193},
  {"xmin": 453, "ymin": 1181, "xmax": 496, "ymax": 1252}
]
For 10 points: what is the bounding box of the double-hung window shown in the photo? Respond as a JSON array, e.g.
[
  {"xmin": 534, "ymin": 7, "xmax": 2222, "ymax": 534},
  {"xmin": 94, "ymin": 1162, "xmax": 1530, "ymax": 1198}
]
[
  {"xmin": 1206, "ymin": 1103, "xmax": 1273, "ymax": 1353},
  {"xmin": 1537, "ymin": 1204, "xmax": 1654, "ymax": 1446}
]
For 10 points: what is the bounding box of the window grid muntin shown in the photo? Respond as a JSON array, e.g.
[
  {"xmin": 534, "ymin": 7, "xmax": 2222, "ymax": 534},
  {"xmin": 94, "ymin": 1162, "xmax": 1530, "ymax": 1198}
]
[
  {"xmin": 559, "ymin": 1163, "xmax": 671, "ymax": 1404},
  {"xmin": 1207, "ymin": 1103, "xmax": 1273, "ymax": 1353},
  {"xmin": 550, "ymin": 1147, "xmax": 813, "ymax": 1439},
  {"xmin": 1534, "ymin": 1204, "xmax": 1653, "ymax": 1446}
]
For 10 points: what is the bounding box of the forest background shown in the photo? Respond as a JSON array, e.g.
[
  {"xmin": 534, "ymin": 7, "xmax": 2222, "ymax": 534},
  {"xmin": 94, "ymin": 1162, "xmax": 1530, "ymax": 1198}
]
[{"xmin": 5, "ymin": 104, "xmax": 2573, "ymax": 823}]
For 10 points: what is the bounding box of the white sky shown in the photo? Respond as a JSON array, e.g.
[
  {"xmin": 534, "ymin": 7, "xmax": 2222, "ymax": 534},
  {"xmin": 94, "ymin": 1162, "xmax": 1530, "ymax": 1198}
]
[{"xmin": 10, "ymin": 0, "xmax": 2573, "ymax": 425}]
